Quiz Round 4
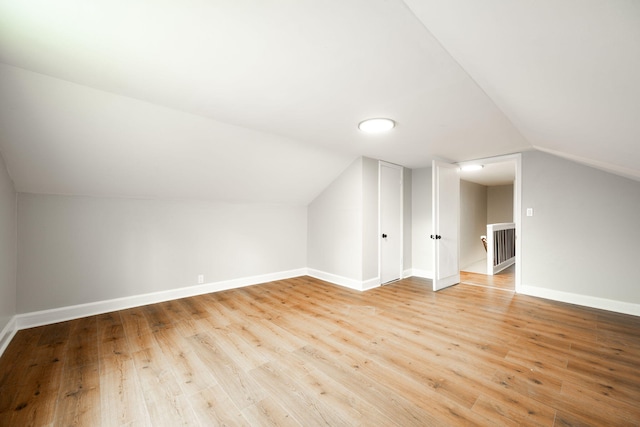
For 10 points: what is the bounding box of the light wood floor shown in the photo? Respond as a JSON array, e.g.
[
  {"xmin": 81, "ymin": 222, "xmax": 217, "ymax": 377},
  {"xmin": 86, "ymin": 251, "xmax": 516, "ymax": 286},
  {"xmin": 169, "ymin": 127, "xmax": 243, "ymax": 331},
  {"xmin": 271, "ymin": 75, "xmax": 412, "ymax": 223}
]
[
  {"xmin": 461, "ymin": 264, "xmax": 515, "ymax": 291},
  {"xmin": 1, "ymin": 276, "xmax": 640, "ymax": 426}
]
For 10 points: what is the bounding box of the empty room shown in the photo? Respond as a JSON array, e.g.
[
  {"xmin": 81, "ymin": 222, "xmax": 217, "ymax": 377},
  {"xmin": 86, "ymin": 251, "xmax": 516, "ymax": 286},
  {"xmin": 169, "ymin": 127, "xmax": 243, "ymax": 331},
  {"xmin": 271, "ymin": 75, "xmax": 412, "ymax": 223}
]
[{"xmin": 1, "ymin": 1, "xmax": 639, "ymax": 426}]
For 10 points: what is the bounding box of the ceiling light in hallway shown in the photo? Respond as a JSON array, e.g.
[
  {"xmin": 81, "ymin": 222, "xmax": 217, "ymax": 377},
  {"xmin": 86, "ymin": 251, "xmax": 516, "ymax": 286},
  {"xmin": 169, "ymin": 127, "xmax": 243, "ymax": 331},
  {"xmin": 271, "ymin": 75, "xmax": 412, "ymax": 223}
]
[{"xmin": 460, "ymin": 164, "xmax": 484, "ymax": 171}]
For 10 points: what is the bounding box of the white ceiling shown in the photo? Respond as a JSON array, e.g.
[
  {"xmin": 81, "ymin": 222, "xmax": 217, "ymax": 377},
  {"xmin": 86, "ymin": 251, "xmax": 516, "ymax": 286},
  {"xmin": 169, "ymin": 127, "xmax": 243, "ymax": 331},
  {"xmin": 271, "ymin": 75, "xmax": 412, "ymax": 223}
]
[
  {"xmin": 460, "ymin": 162, "xmax": 515, "ymax": 187},
  {"xmin": 404, "ymin": 0, "xmax": 640, "ymax": 181},
  {"xmin": 0, "ymin": 0, "xmax": 637, "ymax": 203}
]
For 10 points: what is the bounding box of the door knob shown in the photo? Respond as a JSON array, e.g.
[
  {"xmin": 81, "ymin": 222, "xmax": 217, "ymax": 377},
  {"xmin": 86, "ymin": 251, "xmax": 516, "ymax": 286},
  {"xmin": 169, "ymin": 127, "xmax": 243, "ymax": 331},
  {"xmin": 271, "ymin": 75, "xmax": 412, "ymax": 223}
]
[
  {"xmin": 382, "ymin": 233, "xmax": 388, "ymax": 238},
  {"xmin": 430, "ymin": 235, "xmax": 442, "ymax": 239}
]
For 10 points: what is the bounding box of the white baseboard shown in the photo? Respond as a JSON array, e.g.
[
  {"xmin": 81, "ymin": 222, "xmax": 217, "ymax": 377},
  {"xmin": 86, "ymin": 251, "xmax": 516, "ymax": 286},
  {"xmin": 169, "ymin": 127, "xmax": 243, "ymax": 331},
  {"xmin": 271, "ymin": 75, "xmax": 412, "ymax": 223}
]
[
  {"xmin": 407, "ymin": 269, "xmax": 434, "ymax": 279},
  {"xmin": 306, "ymin": 269, "xmax": 364, "ymax": 291},
  {"xmin": 519, "ymin": 285, "xmax": 640, "ymax": 317},
  {"xmin": 362, "ymin": 277, "xmax": 380, "ymax": 291},
  {"xmin": 15, "ymin": 268, "xmax": 307, "ymax": 331},
  {"xmin": 0, "ymin": 316, "xmax": 18, "ymax": 357},
  {"xmin": 306, "ymin": 269, "xmax": 382, "ymax": 291}
]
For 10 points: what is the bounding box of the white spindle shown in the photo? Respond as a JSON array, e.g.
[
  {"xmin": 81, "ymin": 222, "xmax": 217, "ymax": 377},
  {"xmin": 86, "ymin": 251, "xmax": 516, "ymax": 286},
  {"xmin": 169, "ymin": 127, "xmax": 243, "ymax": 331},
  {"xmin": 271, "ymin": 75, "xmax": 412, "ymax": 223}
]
[{"xmin": 486, "ymin": 223, "xmax": 516, "ymax": 275}]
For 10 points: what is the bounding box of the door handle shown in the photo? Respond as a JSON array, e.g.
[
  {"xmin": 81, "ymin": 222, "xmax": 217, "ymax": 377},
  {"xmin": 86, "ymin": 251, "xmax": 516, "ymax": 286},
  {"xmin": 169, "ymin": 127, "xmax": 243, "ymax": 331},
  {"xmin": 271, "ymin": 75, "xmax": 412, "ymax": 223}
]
[
  {"xmin": 382, "ymin": 234, "xmax": 388, "ymax": 238},
  {"xmin": 430, "ymin": 235, "xmax": 442, "ymax": 239}
]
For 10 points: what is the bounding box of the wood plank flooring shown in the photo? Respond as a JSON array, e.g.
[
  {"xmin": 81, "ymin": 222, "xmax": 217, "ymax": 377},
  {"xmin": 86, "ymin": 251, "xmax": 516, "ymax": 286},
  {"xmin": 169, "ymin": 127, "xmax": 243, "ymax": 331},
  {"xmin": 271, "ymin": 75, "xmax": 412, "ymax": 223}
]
[
  {"xmin": 461, "ymin": 264, "xmax": 515, "ymax": 291},
  {"xmin": 1, "ymin": 276, "xmax": 639, "ymax": 426}
]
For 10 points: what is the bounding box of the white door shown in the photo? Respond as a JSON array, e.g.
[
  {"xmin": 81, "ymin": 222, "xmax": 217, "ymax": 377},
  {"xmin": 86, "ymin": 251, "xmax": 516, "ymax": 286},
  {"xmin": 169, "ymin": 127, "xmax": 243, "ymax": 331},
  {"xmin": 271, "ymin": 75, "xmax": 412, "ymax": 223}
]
[
  {"xmin": 380, "ymin": 162, "xmax": 403, "ymax": 285},
  {"xmin": 432, "ymin": 161, "xmax": 460, "ymax": 291}
]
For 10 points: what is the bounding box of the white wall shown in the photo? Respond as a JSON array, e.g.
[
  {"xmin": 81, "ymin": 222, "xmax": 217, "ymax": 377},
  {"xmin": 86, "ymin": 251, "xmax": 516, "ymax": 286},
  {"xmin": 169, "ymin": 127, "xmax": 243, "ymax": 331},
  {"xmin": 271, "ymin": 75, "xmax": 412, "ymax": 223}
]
[
  {"xmin": 487, "ymin": 184, "xmax": 514, "ymax": 223},
  {"xmin": 307, "ymin": 157, "xmax": 410, "ymax": 287},
  {"xmin": 17, "ymin": 148, "xmax": 640, "ymax": 322},
  {"xmin": 403, "ymin": 167, "xmax": 413, "ymax": 273},
  {"xmin": 362, "ymin": 158, "xmax": 379, "ymax": 281},
  {"xmin": 307, "ymin": 158, "xmax": 364, "ymax": 282},
  {"xmin": 17, "ymin": 194, "xmax": 307, "ymax": 313},
  {"xmin": 521, "ymin": 151, "xmax": 640, "ymax": 311},
  {"xmin": 460, "ymin": 180, "xmax": 487, "ymax": 269},
  {"xmin": 0, "ymin": 153, "xmax": 16, "ymax": 334},
  {"xmin": 411, "ymin": 167, "xmax": 433, "ymax": 277}
]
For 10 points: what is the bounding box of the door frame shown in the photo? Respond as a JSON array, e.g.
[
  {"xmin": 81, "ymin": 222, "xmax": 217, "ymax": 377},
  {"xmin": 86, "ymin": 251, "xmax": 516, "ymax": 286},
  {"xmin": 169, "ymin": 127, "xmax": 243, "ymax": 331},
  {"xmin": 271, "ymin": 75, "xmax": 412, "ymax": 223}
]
[
  {"xmin": 378, "ymin": 161, "xmax": 403, "ymax": 285},
  {"xmin": 457, "ymin": 153, "xmax": 522, "ymax": 292}
]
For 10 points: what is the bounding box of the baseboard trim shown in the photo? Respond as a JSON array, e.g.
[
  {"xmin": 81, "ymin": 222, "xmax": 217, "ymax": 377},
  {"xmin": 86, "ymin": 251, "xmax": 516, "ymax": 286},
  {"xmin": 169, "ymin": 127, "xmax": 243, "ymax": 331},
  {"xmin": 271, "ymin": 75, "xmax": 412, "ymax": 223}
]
[
  {"xmin": 362, "ymin": 277, "xmax": 380, "ymax": 291},
  {"xmin": 15, "ymin": 268, "xmax": 307, "ymax": 330},
  {"xmin": 519, "ymin": 285, "xmax": 640, "ymax": 317},
  {"xmin": 0, "ymin": 316, "xmax": 18, "ymax": 357},
  {"xmin": 307, "ymin": 269, "xmax": 378, "ymax": 291},
  {"xmin": 306, "ymin": 269, "xmax": 362, "ymax": 291}
]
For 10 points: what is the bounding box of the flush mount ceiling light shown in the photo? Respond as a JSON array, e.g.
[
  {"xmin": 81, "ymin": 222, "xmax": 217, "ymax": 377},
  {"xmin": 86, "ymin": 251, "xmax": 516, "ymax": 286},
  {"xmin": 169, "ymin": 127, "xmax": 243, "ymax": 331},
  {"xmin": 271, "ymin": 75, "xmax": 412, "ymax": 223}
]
[
  {"xmin": 358, "ymin": 118, "xmax": 396, "ymax": 133},
  {"xmin": 460, "ymin": 164, "xmax": 484, "ymax": 172}
]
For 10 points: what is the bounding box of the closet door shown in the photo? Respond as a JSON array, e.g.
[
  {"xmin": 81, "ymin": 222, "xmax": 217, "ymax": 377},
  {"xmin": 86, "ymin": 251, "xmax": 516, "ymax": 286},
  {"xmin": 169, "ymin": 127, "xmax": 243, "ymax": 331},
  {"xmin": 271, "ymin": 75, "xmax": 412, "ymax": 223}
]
[{"xmin": 379, "ymin": 162, "xmax": 402, "ymax": 285}]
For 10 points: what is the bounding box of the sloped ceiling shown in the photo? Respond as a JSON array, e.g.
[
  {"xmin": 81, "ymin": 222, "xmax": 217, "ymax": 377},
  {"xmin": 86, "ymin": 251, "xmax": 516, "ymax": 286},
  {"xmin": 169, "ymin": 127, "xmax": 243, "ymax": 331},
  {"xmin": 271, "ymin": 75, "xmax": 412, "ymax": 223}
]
[
  {"xmin": 404, "ymin": 0, "xmax": 640, "ymax": 181},
  {"xmin": 0, "ymin": 0, "xmax": 637, "ymax": 204}
]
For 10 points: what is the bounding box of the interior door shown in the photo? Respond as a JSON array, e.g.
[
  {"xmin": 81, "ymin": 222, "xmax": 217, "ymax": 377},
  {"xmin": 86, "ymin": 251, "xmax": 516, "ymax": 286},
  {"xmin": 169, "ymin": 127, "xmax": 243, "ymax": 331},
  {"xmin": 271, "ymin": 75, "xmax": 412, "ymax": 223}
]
[
  {"xmin": 380, "ymin": 162, "xmax": 402, "ymax": 285},
  {"xmin": 432, "ymin": 160, "xmax": 460, "ymax": 291}
]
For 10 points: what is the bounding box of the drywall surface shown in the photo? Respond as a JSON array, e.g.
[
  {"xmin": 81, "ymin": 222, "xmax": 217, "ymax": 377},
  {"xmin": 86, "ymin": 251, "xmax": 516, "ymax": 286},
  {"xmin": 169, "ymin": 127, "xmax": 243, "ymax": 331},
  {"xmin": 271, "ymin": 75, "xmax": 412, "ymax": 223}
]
[
  {"xmin": 307, "ymin": 158, "xmax": 363, "ymax": 281},
  {"xmin": 0, "ymin": 64, "xmax": 352, "ymax": 205},
  {"xmin": 362, "ymin": 157, "xmax": 379, "ymax": 281},
  {"xmin": 411, "ymin": 167, "xmax": 433, "ymax": 276},
  {"xmin": 403, "ymin": 167, "xmax": 413, "ymax": 272},
  {"xmin": 487, "ymin": 184, "xmax": 514, "ymax": 223},
  {"xmin": 460, "ymin": 180, "xmax": 487, "ymax": 269},
  {"xmin": 0, "ymin": 153, "xmax": 16, "ymax": 331},
  {"xmin": 308, "ymin": 157, "xmax": 409, "ymax": 285},
  {"xmin": 521, "ymin": 150, "xmax": 640, "ymax": 304},
  {"xmin": 17, "ymin": 194, "xmax": 307, "ymax": 313}
]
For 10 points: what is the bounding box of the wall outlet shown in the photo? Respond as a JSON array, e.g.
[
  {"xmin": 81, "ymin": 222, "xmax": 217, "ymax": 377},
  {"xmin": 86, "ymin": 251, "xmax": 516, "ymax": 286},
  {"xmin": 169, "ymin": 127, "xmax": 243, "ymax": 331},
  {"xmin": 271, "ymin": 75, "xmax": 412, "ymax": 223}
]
[{"xmin": 197, "ymin": 274, "xmax": 204, "ymax": 284}]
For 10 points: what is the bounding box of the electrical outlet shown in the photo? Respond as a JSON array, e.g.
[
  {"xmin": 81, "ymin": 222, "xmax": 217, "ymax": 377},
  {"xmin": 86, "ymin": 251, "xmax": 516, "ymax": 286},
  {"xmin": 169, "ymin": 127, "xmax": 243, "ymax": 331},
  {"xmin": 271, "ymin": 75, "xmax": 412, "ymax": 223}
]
[{"xmin": 197, "ymin": 274, "xmax": 204, "ymax": 284}]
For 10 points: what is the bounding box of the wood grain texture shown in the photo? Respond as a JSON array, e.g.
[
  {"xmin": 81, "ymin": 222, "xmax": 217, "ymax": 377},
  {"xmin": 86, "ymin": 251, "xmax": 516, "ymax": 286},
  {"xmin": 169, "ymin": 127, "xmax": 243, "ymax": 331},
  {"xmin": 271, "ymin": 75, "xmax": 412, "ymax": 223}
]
[
  {"xmin": 461, "ymin": 264, "xmax": 515, "ymax": 290},
  {"xmin": 1, "ymin": 275, "xmax": 639, "ymax": 426}
]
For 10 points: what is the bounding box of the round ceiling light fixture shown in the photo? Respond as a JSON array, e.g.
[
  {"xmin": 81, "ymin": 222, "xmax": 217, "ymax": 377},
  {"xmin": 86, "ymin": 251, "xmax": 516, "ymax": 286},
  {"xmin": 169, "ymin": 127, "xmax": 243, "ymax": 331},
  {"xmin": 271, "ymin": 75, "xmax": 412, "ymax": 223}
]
[{"xmin": 358, "ymin": 118, "xmax": 396, "ymax": 133}]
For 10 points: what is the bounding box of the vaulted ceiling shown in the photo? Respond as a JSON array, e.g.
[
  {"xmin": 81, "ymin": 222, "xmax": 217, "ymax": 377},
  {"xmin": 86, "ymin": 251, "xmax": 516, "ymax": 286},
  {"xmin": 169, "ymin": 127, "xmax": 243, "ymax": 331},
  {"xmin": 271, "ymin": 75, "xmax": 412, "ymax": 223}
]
[{"xmin": 0, "ymin": 0, "xmax": 638, "ymax": 204}]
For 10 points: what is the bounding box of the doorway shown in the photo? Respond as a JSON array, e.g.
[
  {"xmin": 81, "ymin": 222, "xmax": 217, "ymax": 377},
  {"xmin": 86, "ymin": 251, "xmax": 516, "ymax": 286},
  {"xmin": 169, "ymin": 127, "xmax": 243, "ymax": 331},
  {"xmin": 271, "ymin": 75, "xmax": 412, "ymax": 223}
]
[
  {"xmin": 432, "ymin": 154, "xmax": 521, "ymax": 292},
  {"xmin": 458, "ymin": 156, "xmax": 519, "ymax": 291}
]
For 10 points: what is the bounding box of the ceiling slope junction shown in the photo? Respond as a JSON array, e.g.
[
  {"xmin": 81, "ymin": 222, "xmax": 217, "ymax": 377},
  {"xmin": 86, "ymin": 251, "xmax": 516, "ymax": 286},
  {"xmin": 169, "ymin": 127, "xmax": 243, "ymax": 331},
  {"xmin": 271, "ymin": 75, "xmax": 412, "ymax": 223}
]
[{"xmin": 404, "ymin": 0, "xmax": 640, "ymax": 181}]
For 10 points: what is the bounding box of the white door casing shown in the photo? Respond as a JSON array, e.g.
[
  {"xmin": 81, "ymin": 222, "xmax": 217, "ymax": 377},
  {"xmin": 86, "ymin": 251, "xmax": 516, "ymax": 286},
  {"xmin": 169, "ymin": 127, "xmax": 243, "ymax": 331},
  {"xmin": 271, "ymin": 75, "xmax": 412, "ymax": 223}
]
[
  {"xmin": 457, "ymin": 153, "xmax": 522, "ymax": 292},
  {"xmin": 432, "ymin": 160, "xmax": 460, "ymax": 291},
  {"xmin": 379, "ymin": 162, "xmax": 403, "ymax": 285}
]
